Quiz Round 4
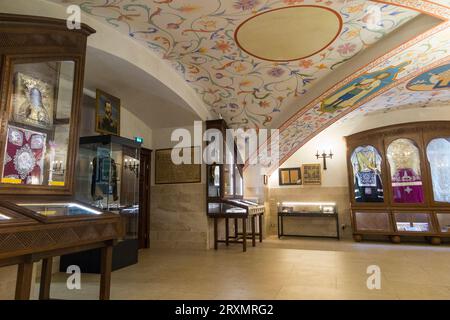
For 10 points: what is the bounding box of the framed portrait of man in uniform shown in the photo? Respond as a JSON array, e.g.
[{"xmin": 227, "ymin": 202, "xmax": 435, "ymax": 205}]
[{"xmin": 95, "ymin": 89, "xmax": 120, "ymax": 136}]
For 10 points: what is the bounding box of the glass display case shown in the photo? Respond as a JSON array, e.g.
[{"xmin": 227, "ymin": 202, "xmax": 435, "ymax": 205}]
[
  {"xmin": 346, "ymin": 122, "xmax": 450, "ymax": 244},
  {"xmin": 426, "ymin": 138, "xmax": 450, "ymax": 204},
  {"xmin": 0, "ymin": 61, "xmax": 75, "ymax": 188},
  {"xmin": 353, "ymin": 211, "xmax": 392, "ymax": 232},
  {"xmin": 436, "ymin": 213, "xmax": 450, "ymax": 233},
  {"xmin": 18, "ymin": 202, "xmax": 102, "ymax": 219},
  {"xmin": 277, "ymin": 202, "xmax": 340, "ymax": 239},
  {"xmin": 205, "ymin": 119, "xmax": 264, "ymax": 252},
  {"xmin": 0, "ymin": 15, "xmax": 122, "ymax": 300},
  {"xmin": 394, "ymin": 212, "xmax": 433, "ymax": 233},
  {"xmin": 387, "ymin": 138, "xmax": 424, "ymax": 204},
  {"xmin": 76, "ymin": 135, "xmax": 141, "ymax": 240},
  {"xmin": 350, "ymin": 145, "xmax": 384, "ymax": 203},
  {"xmin": 278, "ymin": 202, "xmax": 336, "ymax": 214},
  {"xmin": 60, "ymin": 135, "xmax": 141, "ymax": 272},
  {"xmin": 0, "ymin": 203, "xmax": 38, "ymax": 226}
]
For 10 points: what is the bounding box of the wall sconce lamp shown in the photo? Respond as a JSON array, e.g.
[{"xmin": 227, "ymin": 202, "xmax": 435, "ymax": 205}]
[
  {"xmin": 124, "ymin": 158, "xmax": 140, "ymax": 177},
  {"xmin": 263, "ymin": 175, "xmax": 268, "ymax": 185},
  {"xmin": 315, "ymin": 149, "xmax": 333, "ymax": 170}
]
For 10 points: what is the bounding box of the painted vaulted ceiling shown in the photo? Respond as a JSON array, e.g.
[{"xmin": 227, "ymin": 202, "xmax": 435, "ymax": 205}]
[
  {"xmin": 52, "ymin": 0, "xmax": 421, "ymax": 128},
  {"xmin": 50, "ymin": 0, "xmax": 450, "ymax": 172}
]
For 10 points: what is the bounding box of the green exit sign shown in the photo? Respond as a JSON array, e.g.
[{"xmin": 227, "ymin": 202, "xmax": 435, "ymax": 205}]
[{"xmin": 135, "ymin": 136, "xmax": 144, "ymax": 144}]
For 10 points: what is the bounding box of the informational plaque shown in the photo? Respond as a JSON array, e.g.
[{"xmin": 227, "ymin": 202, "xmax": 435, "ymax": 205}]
[{"xmin": 155, "ymin": 147, "xmax": 201, "ymax": 184}]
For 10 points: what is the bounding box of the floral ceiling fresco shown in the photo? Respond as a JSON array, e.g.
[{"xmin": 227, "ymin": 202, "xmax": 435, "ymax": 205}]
[{"xmin": 51, "ymin": 0, "xmax": 420, "ymax": 128}]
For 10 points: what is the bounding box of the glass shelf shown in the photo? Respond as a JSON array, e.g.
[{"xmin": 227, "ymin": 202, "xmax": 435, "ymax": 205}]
[
  {"xmin": 354, "ymin": 211, "xmax": 392, "ymax": 232},
  {"xmin": 0, "ymin": 213, "xmax": 12, "ymax": 220},
  {"xmin": 394, "ymin": 212, "xmax": 433, "ymax": 232},
  {"xmin": 17, "ymin": 202, "xmax": 103, "ymax": 218},
  {"xmin": 436, "ymin": 213, "xmax": 450, "ymax": 233}
]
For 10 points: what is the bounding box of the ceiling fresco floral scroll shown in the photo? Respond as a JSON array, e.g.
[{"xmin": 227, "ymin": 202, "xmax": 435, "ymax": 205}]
[{"xmin": 51, "ymin": 0, "xmax": 419, "ymax": 128}]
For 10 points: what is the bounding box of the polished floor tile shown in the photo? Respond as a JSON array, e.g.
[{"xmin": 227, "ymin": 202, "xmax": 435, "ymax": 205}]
[{"xmin": 32, "ymin": 237, "xmax": 450, "ymax": 300}]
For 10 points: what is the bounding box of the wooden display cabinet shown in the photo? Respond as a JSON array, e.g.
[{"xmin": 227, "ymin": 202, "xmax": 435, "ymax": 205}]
[
  {"xmin": 0, "ymin": 14, "xmax": 122, "ymax": 300},
  {"xmin": 346, "ymin": 122, "xmax": 450, "ymax": 244},
  {"xmin": 205, "ymin": 119, "xmax": 264, "ymax": 252}
]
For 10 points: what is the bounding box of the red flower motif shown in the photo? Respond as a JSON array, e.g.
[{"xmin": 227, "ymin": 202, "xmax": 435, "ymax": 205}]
[
  {"xmin": 337, "ymin": 43, "xmax": 357, "ymax": 55},
  {"xmin": 298, "ymin": 59, "xmax": 313, "ymax": 68}
]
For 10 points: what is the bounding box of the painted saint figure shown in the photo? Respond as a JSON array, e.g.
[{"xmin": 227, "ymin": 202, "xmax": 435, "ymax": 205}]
[{"xmin": 320, "ymin": 61, "xmax": 410, "ymax": 113}]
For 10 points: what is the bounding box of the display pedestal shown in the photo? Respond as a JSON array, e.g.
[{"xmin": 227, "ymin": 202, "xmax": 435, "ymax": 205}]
[{"xmin": 60, "ymin": 239, "xmax": 138, "ymax": 273}]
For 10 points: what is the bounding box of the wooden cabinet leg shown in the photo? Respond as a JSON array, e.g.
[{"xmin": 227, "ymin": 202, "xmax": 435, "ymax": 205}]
[
  {"xmin": 234, "ymin": 218, "xmax": 238, "ymax": 238},
  {"xmin": 225, "ymin": 218, "xmax": 229, "ymax": 246},
  {"xmin": 251, "ymin": 216, "xmax": 256, "ymax": 247},
  {"xmin": 15, "ymin": 258, "xmax": 34, "ymax": 300},
  {"xmin": 39, "ymin": 257, "xmax": 53, "ymax": 300},
  {"xmin": 242, "ymin": 218, "xmax": 247, "ymax": 252},
  {"xmin": 213, "ymin": 218, "xmax": 218, "ymax": 250},
  {"xmin": 258, "ymin": 214, "xmax": 263, "ymax": 242},
  {"xmin": 100, "ymin": 244, "xmax": 113, "ymax": 300}
]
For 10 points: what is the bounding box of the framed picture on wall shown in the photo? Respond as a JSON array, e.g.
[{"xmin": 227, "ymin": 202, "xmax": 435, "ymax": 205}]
[
  {"xmin": 95, "ymin": 89, "xmax": 120, "ymax": 136},
  {"xmin": 155, "ymin": 147, "xmax": 201, "ymax": 184},
  {"xmin": 279, "ymin": 168, "xmax": 302, "ymax": 186},
  {"xmin": 302, "ymin": 163, "xmax": 322, "ymax": 185}
]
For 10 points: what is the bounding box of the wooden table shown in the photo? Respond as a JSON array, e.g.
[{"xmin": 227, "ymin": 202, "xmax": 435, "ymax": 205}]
[{"xmin": 211, "ymin": 212, "xmax": 263, "ymax": 252}]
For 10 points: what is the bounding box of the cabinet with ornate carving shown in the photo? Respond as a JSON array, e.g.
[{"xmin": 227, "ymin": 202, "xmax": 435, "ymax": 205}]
[
  {"xmin": 346, "ymin": 122, "xmax": 450, "ymax": 245},
  {"xmin": 0, "ymin": 14, "xmax": 122, "ymax": 300}
]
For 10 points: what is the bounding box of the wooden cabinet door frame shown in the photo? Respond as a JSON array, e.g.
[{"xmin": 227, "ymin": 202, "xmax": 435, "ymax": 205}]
[{"xmin": 138, "ymin": 147, "xmax": 152, "ymax": 249}]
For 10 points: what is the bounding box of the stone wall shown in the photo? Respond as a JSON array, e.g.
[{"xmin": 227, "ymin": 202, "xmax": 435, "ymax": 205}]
[{"xmin": 150, "ymin": 183, "xmax": 208, "ymax": 249}]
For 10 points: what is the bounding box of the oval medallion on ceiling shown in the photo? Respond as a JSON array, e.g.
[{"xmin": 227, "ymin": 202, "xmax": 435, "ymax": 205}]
[{"xmin": 235, "ymin": 5, "xmax": 342, "ymax": 62}]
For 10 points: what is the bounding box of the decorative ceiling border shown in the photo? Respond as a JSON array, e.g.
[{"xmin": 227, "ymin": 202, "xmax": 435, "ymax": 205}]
[
  {"xmin": 251, "ymin": 0, "xmax": 450, "ymax": 174},
  {"xmin": 279, "ymin": 20, "xmax": 448, "ymax": 131},
  {"xmin": 273, "ymin": 56, "xmax": 450, "ymax": 172}
]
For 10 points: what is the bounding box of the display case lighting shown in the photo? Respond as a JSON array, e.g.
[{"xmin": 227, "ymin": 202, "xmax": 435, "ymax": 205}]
[
  {"xmin": 280, "ymin": 202, "xmax": 336, "ymax": 206},
  {"xmin": 0, "ymin": 213, "xmax": 11, "ymax": 220},
  {"xmin": 18, "ymin": 203, "xmax": 102, "ymax": 215}
]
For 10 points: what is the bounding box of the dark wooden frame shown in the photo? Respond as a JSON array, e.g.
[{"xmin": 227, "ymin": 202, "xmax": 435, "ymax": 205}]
[
  {"xmin": 138, "ymin": 147, "xmax": 152, "ymax": 249},
  {"xmin": 346, "ymin": 121, "xmax": 450, "ymax": 244},
  {"xmin": 154, "ymin": 147, "xmax": 201, "ymax": 184},
  {"xmin": 0, "ymin": 14, "xmax": 124, "ymax": 300},
  {"xmin": 0, "ymin": 13, "xmax": 94, "ymax": 196},
  {"xmin": 278, "ymin": 167, "xmax": 302, "ymax": 186},
  {"xmin": 95, "ymin": 89, "xmax": 121, "ymax": 136}
]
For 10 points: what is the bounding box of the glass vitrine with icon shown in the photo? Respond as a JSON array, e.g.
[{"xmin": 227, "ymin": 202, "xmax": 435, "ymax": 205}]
[{"xmin": 0, "ymin": 13, "xmax": 123, "ymax": 300}]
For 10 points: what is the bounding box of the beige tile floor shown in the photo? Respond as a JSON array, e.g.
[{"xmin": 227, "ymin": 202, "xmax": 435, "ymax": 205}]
[{"xmin": 34, "ymin": 237, "xmax": 450, "ymax": 300}]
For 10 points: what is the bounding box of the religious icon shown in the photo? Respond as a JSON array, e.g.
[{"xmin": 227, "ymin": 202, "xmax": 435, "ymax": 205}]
[
  {"xmin": 320, "ymin": 61, "xmax": 410, "ymax": 113},
  {"xmin": 12, "ymin": 73, "xmax": 54, "ymax": 129},
  {"xmin": 95, "ymin": 89, "xmax": 121, "ymax": 136},
  {"xmin": 407, "ymin": 63, "xmax": 450, "ymax": 91},
  {"xmin": 2, "ymin": 125, "xmax": 47, "ymax": 185}
]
